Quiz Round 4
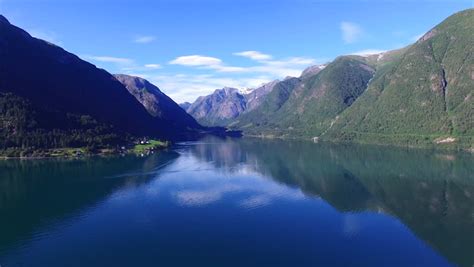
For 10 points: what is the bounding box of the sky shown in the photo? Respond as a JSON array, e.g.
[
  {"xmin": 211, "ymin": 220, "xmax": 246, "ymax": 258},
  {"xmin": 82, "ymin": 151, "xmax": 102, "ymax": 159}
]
[{"xmin": 1, "ymin": 0, "xmax": 472, "ymax": 103}]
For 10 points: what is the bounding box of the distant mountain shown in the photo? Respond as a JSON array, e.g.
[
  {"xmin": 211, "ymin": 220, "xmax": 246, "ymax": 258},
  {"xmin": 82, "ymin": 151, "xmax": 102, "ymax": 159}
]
[
  {"xmin": 0, "ymin": 15, "xmax": 203, "ymax": 152},
  {"xmin": 185, "ymin": 64, "xmax": 327, "ymax": 128},
  {"xmin": 179, "ymin": 102, "xmax": 192, "ymax": 111},
  {"xmin": 186, "ymin": 87, "xmax": 246, "ymax": 126},
  {"xmin": 230, "ymin": 57, "xmax": 374, "ymax": 137},
  {"xmin": 325, "ymin": 8, "xmax": 474, "ymax": 147},
  {"xmin": 186, "ymin": 80, "xmax": 279, "ymax": 126},
  {"xmin": 114, "ymin": 74, "xmax": 202, "ymax": 130}
]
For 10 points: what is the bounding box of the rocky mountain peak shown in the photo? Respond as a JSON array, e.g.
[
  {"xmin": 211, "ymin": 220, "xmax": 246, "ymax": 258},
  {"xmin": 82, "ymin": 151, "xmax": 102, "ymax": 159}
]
[
  {"xmin": 301, "ymin": 64, "xmax": 327, "ymax": 78},
  {"xmin": 219, "ymin": 87, "xmax": 239, "ymax": 95}
]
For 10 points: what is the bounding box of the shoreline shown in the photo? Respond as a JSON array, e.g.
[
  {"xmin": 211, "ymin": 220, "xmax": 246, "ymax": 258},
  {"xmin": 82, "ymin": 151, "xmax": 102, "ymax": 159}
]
[
  {"xmin": 242, "ymin": 133, "xmax": 474, "ymax": 153},
  {"xmin": 0, "ymin": 140, "xmax": 170, "ymax": 160}
]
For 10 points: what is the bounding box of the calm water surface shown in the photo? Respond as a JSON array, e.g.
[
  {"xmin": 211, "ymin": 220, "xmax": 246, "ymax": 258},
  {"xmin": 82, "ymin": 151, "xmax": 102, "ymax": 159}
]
[{"xmin": 0, "ymin": 137, "xmax": 473, "ymax": 267}]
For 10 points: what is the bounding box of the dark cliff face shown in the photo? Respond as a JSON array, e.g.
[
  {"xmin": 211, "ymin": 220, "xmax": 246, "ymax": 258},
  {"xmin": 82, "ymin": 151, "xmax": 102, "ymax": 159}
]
[
  {"xmin": 114, "ymin": 74, "xmax": 202, "ymax": 130},
  {"xmin": 0, "ymin": 15, "xmax": 201, "ymax": 141}
]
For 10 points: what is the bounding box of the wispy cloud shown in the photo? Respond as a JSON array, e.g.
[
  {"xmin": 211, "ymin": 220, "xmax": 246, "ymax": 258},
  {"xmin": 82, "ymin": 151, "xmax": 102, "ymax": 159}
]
[
  {"xmin": 84, "ymin": 55, "xmax": 134, "ymax": 65},
  {"xmin": 133, "ymin": 35, "xmax": 156, "ymax": 44},
  {"xmin": 150, "ymin": 73, "xmax": 272, "ymax": 103},
  {"xmin": 169, "ymin": 53, "xmax": 317, "ymax": 77},
  {"xmin": 350, "ymin": 49, "xmax": 387, "ymax": 56},
  {"xmin": 144, "ymin": 64, "xmax": 161, "ymax": 69},
  {"xmin": 164, "ymin": 52, "xmax": 320, "ymax": 101},
  {"xmin": 169, "ymin": 55, "xmax": 251, "ymax": 73},
  {"xmin": 340, "ymin": 21, "xmax": 363, "ymax": 44},
  {"xmin": 233, "ymin": 50, "xmax": 272, "ymax": 61}
]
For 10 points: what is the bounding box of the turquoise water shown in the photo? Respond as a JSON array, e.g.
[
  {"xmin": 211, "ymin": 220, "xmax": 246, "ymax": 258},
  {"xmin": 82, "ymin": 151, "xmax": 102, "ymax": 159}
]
[{"xmin": 0, "ymin": 137, "xmax": 473, "ymax": 267}]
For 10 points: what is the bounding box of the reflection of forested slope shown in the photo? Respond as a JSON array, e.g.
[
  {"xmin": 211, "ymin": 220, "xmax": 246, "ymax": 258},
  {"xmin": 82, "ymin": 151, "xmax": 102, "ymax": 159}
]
[
  {"xmin": 0, "ymin": 152, "xmax": 179, "ymax": 254},
  {"xmin": 190, "ymin": 137, "xmax": 474, "ymax": 267},
  {"xmin": 332, "ymin": 148, "xmax": 474, "ymax": 267}
]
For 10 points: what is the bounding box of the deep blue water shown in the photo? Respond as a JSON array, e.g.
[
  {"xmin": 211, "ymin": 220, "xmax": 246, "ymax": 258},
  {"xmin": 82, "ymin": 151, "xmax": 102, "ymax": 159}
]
[{"xmin": 0, "ymin": 137, "xmax": 473, "ymax": 267}]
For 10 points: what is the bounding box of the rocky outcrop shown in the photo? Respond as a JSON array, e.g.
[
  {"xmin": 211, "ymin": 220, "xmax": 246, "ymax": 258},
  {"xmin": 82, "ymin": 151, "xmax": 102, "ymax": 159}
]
[{"xmin": 186, "ymin": 80, "xmax": 279, "ymax": 126}]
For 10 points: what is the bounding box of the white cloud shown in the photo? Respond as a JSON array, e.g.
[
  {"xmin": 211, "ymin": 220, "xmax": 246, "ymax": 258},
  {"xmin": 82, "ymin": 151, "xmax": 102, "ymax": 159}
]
[
  {"xmin": 233, "ymin": 50, "xmax": 273, "ymax": 61},
  {"xmin": 234, "ymin": 56, "xmax": 316, "ymax": 77},
  {"xmin": 169, "ymin": 55, "xmax": 222, "ymax": 66},
  {"xmin": 84, "ymin": 55, "xmax": 134, "ymax": 65},
  {"xmin": 144, "ymin": 64, "xmax": 161, "ymax": 69},
  {"xmin": 133, "ymin": 35, "xmax": 156, "ymax": 44},
  {"xmin": 340, "ymin": 21, "xmax": 363, "ymax": 44},
  {"xmin": 169, "ymin": 53, "xmax": 316, "ymax": 76},
  {"xmin": 150, "ymin": 73, "xmax": 273, "ymax": 103},
  {"xmin": 210, "ymin": 65, "xmax": 247, "ymax": 72},
  {"xmin": 350, "ymin": 49, "xmax": 387, "ymax": 56},
  {"xmin": 163, "ymin": 53, "xmax": 320, "ymax": 102},
  {"xmin": 169, "ymin": 55, "xmax": 249, "ymax": 72}
]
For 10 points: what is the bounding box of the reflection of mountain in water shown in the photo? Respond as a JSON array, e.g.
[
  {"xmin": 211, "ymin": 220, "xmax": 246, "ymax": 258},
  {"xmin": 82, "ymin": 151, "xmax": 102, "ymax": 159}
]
[
  {"xmin": 189, "ymin": 137, "xmax": 474, "ymax": 267},
  {"xmin": 0, "ymin": 152, "xmax": 179, "ymax": 254}
]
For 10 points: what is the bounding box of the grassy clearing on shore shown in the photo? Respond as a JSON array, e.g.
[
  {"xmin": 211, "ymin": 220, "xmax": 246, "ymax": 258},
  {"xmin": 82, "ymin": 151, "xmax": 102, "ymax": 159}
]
[{"xmin": 132, "ymin": 140, "xmax": 168, "ymax": 154}]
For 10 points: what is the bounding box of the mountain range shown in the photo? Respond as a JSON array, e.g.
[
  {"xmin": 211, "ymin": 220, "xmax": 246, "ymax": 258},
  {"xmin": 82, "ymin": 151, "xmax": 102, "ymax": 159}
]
[
  {"xmin": 184, "ymin": 79, "xmax": 281, "ymax": 126},
  {"xmin": 182, "ymin": 9, "xmax": 473, "ymax": 149},
  {"xmin": 0, "ymin": 9, "xmax": 472, "ymax": 152},
  {"xmin": 0, "ymin": 15, "xmax": 207, "ymax": 153}
]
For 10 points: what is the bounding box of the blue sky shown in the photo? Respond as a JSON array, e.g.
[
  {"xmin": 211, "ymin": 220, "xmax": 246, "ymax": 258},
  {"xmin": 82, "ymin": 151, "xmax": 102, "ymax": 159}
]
[{"xmin": 1, "ymin": 0, "xmax": 472, "ymax": 102}]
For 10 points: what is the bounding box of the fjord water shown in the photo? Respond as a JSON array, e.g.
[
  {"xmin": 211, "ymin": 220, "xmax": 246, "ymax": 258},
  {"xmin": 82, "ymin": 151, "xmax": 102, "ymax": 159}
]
[{"xmin": 0, "ymin": 138, "xmax": 473, "ymax": 267}]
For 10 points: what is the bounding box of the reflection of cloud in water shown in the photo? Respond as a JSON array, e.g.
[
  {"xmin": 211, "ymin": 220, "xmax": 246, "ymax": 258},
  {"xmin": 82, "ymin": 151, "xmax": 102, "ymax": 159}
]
[
  {"xmin": 239, "ymin": 187, "xmax": 305, "ymax": 210},
  {"xmin": 173, "ymin": 170, "xmax": 305, "ymax": 208},
  {"xmin": 239, "ymin": 195, "xmax": 272, "ymax": 209},
  {"xmin": 175, "ymin": 184, "xmax": 243, "ymax": 207}
]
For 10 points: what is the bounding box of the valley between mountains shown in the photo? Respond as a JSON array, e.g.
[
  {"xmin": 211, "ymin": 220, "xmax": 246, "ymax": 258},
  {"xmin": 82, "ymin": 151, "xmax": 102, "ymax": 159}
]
[
  {"xmin": 183, "ymin": 9, "xmax": 473, "ymax": 150},
  {"xmin": 0, "ymin": 9, "xmax": 473, "ymax": 157}
]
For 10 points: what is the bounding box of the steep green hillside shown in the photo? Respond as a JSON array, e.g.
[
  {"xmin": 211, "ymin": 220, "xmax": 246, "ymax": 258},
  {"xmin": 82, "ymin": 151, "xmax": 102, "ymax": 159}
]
[
  {"xmin": 0, "ymin": 92, "xmax": 127, "ymax": 156},
  {"xmin": 231, "ymin": 57, "xmax": 375, "ymax": 137},
  {"xmin": 325, "ymin": 9, "xmax": 474, "ymax": 148},
  {"xmin": 228, "ymin": 77, "xmax": 301, "ymax": 132},
  {"xmin": 0, "ymin": 15, "xmax": 209, "ymax": 156}
]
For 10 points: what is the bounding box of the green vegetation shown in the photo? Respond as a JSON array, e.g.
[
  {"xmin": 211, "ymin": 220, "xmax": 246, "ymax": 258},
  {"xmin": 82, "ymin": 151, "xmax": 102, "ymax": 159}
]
[
  {"xmin": 0, "ymin": 92, "xmax": 131, "ymax": 156},
  {"xmin": 224, "ymin": 9, "xmax": 473, "ymax": 150},
  {"xmin": 324, "ymin": 9, "xmax": 474, "ymax": 149},
  {"xmin": 0, "ymin": 92, "xmax": 128, "ymax": 149},
  {"xmin": 0, "ymin": 92, "xmax": 171, "ymax": 158},
  {"xmin": 132, "ymin": 140, "xmax": 168, "ymax": 154},
  {"xmin": 230, "ymin": 56, "xmax": 375, "ymax": 138}
]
